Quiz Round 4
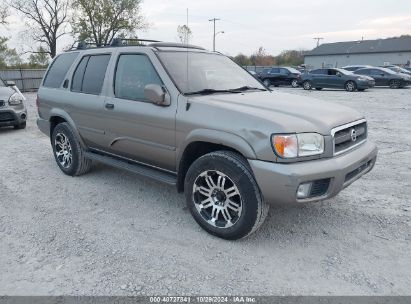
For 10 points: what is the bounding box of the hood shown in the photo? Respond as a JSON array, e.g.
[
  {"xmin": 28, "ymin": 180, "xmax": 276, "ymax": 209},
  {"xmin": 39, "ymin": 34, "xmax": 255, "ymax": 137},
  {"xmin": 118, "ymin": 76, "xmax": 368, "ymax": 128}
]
[{"xmin": 190, "ymin": 91, "xmax": 364, "ymax": 135}]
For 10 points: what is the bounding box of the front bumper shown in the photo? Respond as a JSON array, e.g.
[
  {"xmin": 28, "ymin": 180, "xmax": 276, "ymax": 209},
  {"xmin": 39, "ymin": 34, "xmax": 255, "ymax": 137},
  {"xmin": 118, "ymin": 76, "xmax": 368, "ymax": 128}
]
[
  {"xmin": 0, "ymin": 108, "xmax": 27, "ymax": 127},
  {"xmin": 249, "ymin": 140, "xmax": 378, "ymax": 204}
]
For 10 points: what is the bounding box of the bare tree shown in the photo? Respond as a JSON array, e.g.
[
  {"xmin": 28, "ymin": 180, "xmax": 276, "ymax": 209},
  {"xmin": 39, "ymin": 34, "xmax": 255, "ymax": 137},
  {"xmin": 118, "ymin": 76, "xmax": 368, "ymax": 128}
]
[
  {"xmin": 177, "ymin": 25, "xmax": 192, "ymax": 45},
  {"xmin": 0, "ymin": 5, "xmax": 8, "ymax": 25},
  {"xmin": 7, "ymin": 0, "xmax": 70, "ymax": 58},
  {"xmin": 72, "ymin": 0, "xmax": 146, "ymax": 46}
]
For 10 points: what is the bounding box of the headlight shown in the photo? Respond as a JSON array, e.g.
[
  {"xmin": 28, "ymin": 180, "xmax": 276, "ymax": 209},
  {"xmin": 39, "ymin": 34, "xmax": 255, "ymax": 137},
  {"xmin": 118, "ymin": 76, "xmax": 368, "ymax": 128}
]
[
  {"xmin": 357, "ymin": 77, "xmax": 368, "ymax": 81},
  {"xmin": 272, "ymin": 133, "xmax": 324, "ymax": 158},
  {"xmin": 8, "ymin": 93, "xmax": 23, "ymax": 105}
]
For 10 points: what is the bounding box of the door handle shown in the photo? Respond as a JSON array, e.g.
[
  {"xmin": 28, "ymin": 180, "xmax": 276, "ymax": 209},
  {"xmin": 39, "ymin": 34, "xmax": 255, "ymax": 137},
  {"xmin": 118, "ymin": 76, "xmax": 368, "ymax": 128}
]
[{"xmin": 105, "ymin": 103, "xmax": 114, "ymax": 110}]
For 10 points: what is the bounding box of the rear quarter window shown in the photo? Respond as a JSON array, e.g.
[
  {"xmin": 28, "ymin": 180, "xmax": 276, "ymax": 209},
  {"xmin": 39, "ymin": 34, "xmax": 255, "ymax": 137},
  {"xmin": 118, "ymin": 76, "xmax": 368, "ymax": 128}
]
[{"xmin": 43, "ymin": 52, "xmax": 79, "ymax": 88}]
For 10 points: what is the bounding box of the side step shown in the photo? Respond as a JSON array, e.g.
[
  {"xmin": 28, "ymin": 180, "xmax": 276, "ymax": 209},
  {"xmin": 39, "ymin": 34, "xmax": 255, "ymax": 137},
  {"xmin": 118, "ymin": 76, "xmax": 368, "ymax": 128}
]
[{"xmin": 85, "ymin": 152, "xmax": 177, "ymax": 186}]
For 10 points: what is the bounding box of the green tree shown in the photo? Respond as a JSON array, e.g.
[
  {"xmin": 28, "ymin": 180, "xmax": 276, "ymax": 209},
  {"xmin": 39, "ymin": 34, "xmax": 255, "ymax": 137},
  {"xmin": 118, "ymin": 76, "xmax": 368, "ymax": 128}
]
[
  {"xmin": 72, "ymin": 0, "xmax": 146, "ymax": 46},
  {"xmin": 7, "ymin": 0, "xmax": 70, "ymax": 58},
  {"xmin": 177, "ymin": 25, "xmax": 192, "ymax": 44},
  {"xmin": 28, "ymin": 47, "xmax": 50, "ymax": 67},
  {"xmin": 0, "ymin": 37, "xmax": 22, "ymax": 68}
]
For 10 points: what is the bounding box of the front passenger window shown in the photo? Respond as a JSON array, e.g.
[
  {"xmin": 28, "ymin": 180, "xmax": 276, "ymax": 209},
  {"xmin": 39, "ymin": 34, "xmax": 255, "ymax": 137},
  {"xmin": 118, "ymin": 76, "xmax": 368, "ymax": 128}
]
[{"xmin": 115, "ymin": 54, "xmax": 163, "ymax": 101}]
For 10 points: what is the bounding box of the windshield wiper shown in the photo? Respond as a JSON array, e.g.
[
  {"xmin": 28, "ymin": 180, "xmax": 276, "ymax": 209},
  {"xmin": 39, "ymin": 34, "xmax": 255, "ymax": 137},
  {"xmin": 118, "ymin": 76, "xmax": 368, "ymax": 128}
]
[
  {"xmin": 229, "ymin": 86, "xmax": 267, "ymax": 92},
  {"xmin": 185, "ymin": 89, "xmax": 241, "ymax": 96},
  {"xmin": 185, "ymin": 86, "xmax": 266, "ymax": 96}
]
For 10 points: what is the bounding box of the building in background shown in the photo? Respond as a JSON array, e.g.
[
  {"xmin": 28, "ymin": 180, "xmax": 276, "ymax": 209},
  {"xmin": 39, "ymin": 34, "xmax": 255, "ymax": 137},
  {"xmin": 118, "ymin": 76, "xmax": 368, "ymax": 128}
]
[{"xmin": 304, "ymin": 36, "xmax": 411, "ymax": 68}]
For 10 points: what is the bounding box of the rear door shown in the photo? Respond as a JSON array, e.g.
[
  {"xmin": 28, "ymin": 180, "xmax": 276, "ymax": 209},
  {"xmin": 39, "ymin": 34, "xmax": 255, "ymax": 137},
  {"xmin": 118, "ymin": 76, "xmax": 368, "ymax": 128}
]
[
  {"xmin": 102, "ymin": 50, "xmax": 177, "ymax": 171},
  {"xmin": 68, "ymin": 53, "xmax": 112, "ymax": 148}
]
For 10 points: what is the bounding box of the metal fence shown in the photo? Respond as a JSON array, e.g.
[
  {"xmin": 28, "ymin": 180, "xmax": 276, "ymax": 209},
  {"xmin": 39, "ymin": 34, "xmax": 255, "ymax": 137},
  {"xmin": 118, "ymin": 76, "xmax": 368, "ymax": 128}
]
[{"xmin": 0, "ymin": 69, "xmax": 46, "ymax": 92}]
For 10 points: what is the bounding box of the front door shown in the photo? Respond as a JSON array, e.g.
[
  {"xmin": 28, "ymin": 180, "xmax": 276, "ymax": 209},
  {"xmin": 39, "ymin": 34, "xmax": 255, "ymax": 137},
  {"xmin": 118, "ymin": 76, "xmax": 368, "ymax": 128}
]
[{"xmin": 102, "ymin": 52, "xmax": 177, "ymax": 172}]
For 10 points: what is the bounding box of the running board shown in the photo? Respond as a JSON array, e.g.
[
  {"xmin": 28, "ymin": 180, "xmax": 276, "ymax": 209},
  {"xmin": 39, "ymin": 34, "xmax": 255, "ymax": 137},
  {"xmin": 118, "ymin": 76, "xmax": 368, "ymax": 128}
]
[{"xmin": 85, "ymin": 152, "xmax": 177, "ymax": 186}]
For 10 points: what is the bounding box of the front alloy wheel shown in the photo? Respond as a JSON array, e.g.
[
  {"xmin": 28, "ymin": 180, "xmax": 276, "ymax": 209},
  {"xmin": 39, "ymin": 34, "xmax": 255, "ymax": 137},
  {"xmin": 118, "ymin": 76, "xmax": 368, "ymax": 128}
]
[
  {"xmin": 303, "ymin": 81, "xmax": 312, "ymax": 90},
  {"xmin": 184, "ymin": 151, "xmax": 269, "ymax": 240},
  {"xmin": 263, "ymin": 79, "xmax": 271, "ymax": 87},
  {"xmin": 345, "ymin": 81, "xmax": 356, "ymax": 92},
  {"xmin": 193, "ymin": 170, "xmax": 242, "ymax": 228},
  {"xmin": 291, "ymin": 79, "xmax": 299, "ymax": 88}
]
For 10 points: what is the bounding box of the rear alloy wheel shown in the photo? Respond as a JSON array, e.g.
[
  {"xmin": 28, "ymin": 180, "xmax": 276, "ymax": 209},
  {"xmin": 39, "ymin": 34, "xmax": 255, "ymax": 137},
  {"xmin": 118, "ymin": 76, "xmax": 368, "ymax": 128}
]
[
  {"xmin": 291, "ymin": 79, "xmax": 299, "ymax": 88},
  {"xmin": 263, "ymin": 79, "xmax": 271, "ymax": 87},
  {"xmin": 303, "ymin": 81, "xmax": 312, "ymax": 90},
  {"xmin": 389, "ymin": 79, "xmax": 401, "ymax": 89},
  {"xmin": 345, "ymin": 81, "xmax": 357, "ymax": 92},
  {"xmin": 51, "ymin": 122, "xmax": 92, "ymax": 176},
  {"xmin": 185, "ymin": 151, "xmax": 269, "ymax": 240}
]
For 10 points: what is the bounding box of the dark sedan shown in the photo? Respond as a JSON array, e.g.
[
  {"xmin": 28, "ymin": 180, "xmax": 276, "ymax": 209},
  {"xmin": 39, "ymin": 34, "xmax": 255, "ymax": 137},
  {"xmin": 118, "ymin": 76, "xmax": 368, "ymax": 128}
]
[
  {"xmin": 300, "ymin": 68, "xmax": 375, "ymax": 92},
  {"xmin": 259, "ymin": 67, "xmax": 301, "ymax": 88},
  {"xmin": 354, "ymin": 67, "xmax": 411, "ymax": 88}
]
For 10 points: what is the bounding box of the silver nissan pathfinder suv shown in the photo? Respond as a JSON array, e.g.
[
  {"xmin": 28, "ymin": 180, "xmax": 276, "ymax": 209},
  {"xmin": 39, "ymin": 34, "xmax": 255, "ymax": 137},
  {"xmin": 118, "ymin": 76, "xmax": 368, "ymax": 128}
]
[{"xmin": 37, "ymin": 39, "xmax": 377, "ymax": 240}]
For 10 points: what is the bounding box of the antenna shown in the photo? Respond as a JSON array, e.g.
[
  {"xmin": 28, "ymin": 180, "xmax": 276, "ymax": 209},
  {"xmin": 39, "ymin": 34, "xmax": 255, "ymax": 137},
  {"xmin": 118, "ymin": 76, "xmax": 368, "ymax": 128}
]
[
  {"xmin": 186, "ymin": 8, "xmax": 189, "ymax": 94},
  {"xmin": 313, "ymin": 37, "xmax": 324, "ymax": 47}
]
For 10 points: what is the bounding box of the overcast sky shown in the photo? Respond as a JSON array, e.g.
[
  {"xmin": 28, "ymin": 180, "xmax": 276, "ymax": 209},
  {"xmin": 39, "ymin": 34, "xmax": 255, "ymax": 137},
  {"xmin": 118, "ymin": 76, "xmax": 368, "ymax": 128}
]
[{"xmin": 2, "ymin": 0, "xmax": 411, "ymax": 57}]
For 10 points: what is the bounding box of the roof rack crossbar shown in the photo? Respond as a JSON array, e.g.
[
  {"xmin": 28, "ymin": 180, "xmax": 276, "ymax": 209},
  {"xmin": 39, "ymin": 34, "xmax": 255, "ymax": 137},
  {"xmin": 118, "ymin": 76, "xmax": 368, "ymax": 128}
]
[{"xmin": 110, "ymin": 38, "xmax": 162, "ymax": 46}]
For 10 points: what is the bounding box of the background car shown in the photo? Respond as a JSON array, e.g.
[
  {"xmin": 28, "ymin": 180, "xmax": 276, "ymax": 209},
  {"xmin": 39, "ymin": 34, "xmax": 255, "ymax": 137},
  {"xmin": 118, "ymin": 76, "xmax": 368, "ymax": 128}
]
[
  {"xmin": 258, "ymin": 66, "xmax": 301, "ymax": 88},
  {"xmin": 382, "ymin": 65, "xmax": 411, "ymax": 76},
  {"xmin": 0, "ymin": 79, "xmax": 27, "ymax": 129},
  {"xmin": 354, "ymin": 67, "xmax": 411, "ymax": 88},
  {"xmin": 300, "ymin": 68, "xmax": 375, "ymax": 92},
  {"xmin": 342, "ymin": 65, "xmax": 373, "ymax": 72}
]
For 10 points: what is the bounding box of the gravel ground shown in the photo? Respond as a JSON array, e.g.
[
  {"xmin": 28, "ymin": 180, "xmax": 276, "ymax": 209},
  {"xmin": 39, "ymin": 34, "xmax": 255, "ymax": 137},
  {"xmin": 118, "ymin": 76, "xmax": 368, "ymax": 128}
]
[{"xmin": 0, "ymin": 88, "xmax": 410, "ymax": 296}]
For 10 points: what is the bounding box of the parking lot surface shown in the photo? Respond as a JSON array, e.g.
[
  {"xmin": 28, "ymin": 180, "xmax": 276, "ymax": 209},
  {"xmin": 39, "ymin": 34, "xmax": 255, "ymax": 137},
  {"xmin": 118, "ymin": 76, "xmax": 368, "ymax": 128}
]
[{"xmin": 0, "ymin": 88, "xmax": 410, "ymax": 295}]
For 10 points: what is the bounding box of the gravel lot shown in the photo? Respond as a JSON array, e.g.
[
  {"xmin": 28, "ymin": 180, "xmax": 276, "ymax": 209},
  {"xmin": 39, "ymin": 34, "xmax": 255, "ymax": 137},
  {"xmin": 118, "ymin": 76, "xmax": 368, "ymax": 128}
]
[{"xmin": 0, "ymin": 88, "xmax": 410, "ymax": 296}]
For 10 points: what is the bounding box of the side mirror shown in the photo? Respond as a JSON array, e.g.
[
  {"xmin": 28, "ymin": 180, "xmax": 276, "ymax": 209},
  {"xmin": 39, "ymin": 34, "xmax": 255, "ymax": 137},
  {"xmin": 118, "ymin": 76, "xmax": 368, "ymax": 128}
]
[
  {"xmin": 144, "ymin": 84, "xmax": 170, "ymax": 106},
  {"xmin": 5, "ymin": 80, "xmax": 16, "ymax": 87},
  {"xmin": 380, "ymin": 73, "xmax": 385, "ymax": 76},
  {"xmin": 337, "ymin": 73, "xmax": 342, "ymax": 77}
]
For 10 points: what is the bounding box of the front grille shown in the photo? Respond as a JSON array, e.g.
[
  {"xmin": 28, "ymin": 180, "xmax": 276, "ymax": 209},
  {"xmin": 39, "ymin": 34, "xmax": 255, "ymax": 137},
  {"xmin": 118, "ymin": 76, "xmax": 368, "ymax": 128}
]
[
  {"xmin": 345, "ymin": 160, "xmax": 372, "ymax": 183},
  {"xmin": 309, "ymin": 178, "xmax": 330, "ymax": 198},
  {"xmin": 0, "ymin": 100, "xmax": 5, "ymax": 107},
  {"xmin": 0, "ymin": 111, "xmax": 15, "ymax": 122},
  {"xmin": 333, "ymin": 120, "xmax": 367, "ymax": 155}
]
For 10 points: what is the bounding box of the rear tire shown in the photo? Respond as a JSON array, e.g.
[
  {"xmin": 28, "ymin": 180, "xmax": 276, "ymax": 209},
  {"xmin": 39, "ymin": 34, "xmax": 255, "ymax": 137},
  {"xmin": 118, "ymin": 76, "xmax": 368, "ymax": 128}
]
[
  {"xmin": 345, "ymin": 81, "xmax": 357, "ymax": 92},
  {"xmin": 303, "ymin": 81, "xmax": 312, "ymax": 90},
  {"xmin": 51, "ymin": 122, "xmax": 92, "ymax": 176},
  {"xmin": 358, "ymin": 89, "xmax": 365, "ymax": 92},
  {"xmin": 184, "ymin": 151, "xmax": 269, "ymax": 240},
  {"xmin": 315, "ymin": 88, "xmax": 323, "ymax": 91},
  {"xmin": 389, "ymin": 79, "xmax": 401, "ymax": 89},
  {"xmin": 14, "ymin": 122, "xmax": 26, "ymax": 129}
]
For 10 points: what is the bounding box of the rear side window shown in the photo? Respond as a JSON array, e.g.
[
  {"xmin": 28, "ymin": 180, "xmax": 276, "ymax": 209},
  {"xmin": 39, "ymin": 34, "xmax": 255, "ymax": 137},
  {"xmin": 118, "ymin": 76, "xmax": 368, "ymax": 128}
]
[
  {"xmin": 271, "ymin": 68, "xmax": 279, "ymax": 73},
  {"xmin": 43, "ymin": 52, "xmax": 78, "ymax": 88},
  {"xmin": 114, "ymin": 54, "xmax": 162, "ymax": 101},
  {"xmin": 71, "ymin": 54, "xmax": 110, "ymax": 95}
]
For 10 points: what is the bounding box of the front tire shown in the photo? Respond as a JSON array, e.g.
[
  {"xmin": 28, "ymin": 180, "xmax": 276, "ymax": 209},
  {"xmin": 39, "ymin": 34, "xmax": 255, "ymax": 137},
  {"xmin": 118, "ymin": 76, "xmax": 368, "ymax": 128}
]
[
  {"xmin": 263, "ymin": 79, "xmax": 271, "ymax": 87},
  {"xmin": 291, "ymin": 79, "xmax": 299, "ymax": 88},
  {"xmin": 303, "ymin": 80, "xmax": 312, "ymax": 90},
  {"xmin": 345, "ymin": 81, "xmax": 357, "ymax": 92},
  {"xmin": 51, "ymin": 122, "xmax": 92, "ymax": 176},
  {"xmin": 389, "ymin": 79, "xmax": 401, "ymax": 89},
  {"xmin": 184, "ymin": 151, "xmax": 269, "ymax": 240}
]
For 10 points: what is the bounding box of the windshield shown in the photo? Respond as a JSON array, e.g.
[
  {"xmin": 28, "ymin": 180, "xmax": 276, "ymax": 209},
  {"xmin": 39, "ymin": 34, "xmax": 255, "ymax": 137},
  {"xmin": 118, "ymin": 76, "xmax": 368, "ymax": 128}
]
[
  {"xmin": 157, "ymin": 51, "xmax": 266, "ymax": 94},
  {"xmin": 287, "ymin": 67, "xmax": 300, "ymax": 74}
]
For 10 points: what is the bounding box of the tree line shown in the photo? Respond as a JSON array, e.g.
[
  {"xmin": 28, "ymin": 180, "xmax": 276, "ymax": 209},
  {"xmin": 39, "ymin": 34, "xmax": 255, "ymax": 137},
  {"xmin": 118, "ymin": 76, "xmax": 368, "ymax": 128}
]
[{"xmin": 232, "ymin": 47, "xmax": 307, "ymax": 67}]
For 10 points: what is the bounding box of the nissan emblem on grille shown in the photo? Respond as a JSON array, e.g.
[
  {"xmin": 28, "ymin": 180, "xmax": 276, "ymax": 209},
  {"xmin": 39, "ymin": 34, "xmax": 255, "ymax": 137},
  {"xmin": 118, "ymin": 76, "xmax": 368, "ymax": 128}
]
[{"xmin": 350, "ymin": 128, "xmax": 357, "ymax": 142}]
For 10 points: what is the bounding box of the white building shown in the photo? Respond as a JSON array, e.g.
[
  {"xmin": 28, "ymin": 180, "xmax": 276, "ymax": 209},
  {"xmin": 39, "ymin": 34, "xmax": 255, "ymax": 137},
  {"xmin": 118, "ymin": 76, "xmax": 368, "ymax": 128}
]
[{"xmin": 304, "ymin": 36, "xmax": 411, "ymax": 68}]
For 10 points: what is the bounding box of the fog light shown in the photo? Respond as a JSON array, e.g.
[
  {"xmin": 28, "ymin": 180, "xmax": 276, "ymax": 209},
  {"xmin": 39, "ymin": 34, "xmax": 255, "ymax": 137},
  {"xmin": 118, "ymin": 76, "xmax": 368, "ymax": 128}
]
[{"xmin": 297, "ymin": 182, "xmax": 312, "ymax": 199}]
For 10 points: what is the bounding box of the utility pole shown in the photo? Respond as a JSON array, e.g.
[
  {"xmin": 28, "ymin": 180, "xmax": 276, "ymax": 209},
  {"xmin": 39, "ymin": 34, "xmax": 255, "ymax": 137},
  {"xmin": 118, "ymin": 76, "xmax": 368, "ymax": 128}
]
[
  {"xmin": 313, "ymin": 37, "xmax": 324, "ymax": 47},
  {"xmin": 209, "ymin": 18, "xmax": 220, "ymax": 51}
]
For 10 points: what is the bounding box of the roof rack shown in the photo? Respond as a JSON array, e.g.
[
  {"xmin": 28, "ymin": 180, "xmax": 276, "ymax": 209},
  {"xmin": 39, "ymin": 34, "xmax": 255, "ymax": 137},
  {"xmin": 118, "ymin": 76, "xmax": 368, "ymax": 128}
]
[
  {"xmin": 67, "ymin": 38, "xmax": 205, "ymax": 52},
  {"xmin": 149, "ymin": 42, "xmax": 205, "ymax": 50}
]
